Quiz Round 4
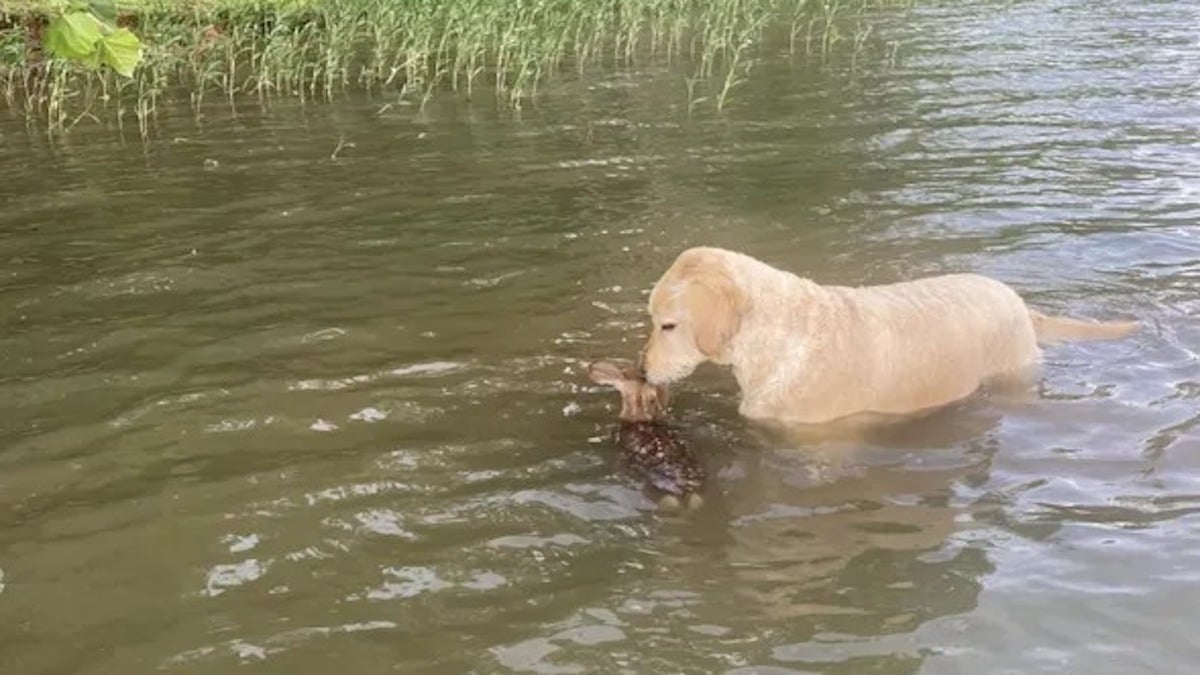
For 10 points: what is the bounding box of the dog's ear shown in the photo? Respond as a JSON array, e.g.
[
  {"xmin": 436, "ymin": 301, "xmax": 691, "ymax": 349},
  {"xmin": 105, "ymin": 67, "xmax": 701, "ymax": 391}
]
[{"xmin": 683, "ymin": 268, "xmax": 745, "ymax": 357}]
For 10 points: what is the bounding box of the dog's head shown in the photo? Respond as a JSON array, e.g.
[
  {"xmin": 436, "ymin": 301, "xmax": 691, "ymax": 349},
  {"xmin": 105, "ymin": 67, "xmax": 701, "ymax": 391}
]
[{"xmin": 640, "ymin": 248, "xmax": 749, "ymax": 385}]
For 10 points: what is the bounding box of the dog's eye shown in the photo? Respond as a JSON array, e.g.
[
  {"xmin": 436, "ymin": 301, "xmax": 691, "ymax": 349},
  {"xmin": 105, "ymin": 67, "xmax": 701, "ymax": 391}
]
[{"xmin": 660, "ymin": 323, "xmax": 676, "ymax": 331}]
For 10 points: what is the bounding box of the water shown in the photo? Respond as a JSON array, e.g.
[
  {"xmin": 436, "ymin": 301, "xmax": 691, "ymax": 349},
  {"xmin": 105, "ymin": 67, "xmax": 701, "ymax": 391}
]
[{"xmin": 3, "ymin": 0, "xmax": 1200, "ymax": 672}]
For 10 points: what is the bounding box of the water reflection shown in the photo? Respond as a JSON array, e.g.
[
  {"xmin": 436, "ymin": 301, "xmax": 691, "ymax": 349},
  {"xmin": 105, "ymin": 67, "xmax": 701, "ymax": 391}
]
[{"xmin": 484, "ymin": 393, "xmax": 1003, "ymax": 672}]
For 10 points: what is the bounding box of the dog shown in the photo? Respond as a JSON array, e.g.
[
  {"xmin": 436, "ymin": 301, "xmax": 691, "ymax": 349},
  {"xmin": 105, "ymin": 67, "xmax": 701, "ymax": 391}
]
[{"xmin": 638, "ymin": 246, "xmax": 1138, "ymax": 425}]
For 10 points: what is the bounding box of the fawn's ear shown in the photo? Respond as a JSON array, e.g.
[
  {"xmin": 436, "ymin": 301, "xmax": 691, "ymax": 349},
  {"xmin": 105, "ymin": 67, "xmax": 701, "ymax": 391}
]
[
  {"xmin": 636, "ymin": 381, "xmax": 670, "ymax": 419},
  {"xmin": 651, "ymin": 382, "xmax": 670, "ymax": 409},
  {"xmin": 586, "ymin": 360, "xmax": 635, "ymax": 388}
]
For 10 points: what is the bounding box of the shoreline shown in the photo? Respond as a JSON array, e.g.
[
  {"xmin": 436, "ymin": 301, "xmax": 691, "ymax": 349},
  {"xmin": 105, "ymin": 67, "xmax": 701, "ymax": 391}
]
[{"xmin": 1, "ymin": 0, "xmax": 902, "ymax": 132}]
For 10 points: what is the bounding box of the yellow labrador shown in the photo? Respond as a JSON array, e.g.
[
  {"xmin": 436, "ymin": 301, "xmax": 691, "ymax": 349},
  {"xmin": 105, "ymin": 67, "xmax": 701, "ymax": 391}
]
[{"xmin": 639, "ymin": 246, "xmax": 1138, "ymax": 425}]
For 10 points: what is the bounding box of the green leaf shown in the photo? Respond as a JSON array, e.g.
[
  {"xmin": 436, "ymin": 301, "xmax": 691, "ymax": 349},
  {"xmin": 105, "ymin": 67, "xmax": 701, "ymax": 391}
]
[
  {"xmin": 44, "ymin": 11, "xmax": 105, "ymax": 61},
  {"xmin": 88, "ymin": 0, "xmax": 119, "ymax": 23},
  {"xmin": 96, "ymin": 27, "xmax": 143, "ymax": 77},
  {"xmin": 78, "ymin": 47, "xmax": 101, "ymax": 70}
]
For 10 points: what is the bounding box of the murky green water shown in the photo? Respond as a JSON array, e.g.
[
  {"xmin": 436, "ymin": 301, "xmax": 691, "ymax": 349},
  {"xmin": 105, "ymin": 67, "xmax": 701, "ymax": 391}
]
[{"xmin": 3, "ymin": 1, "xmax": 1200, "ymax": 673}]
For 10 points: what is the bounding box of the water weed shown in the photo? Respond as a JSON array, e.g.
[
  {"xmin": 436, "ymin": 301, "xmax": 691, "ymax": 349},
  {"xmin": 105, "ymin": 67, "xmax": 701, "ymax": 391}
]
[{"xmin": 0, "ymin": 0, "xmax": 910, "ymax": 131}]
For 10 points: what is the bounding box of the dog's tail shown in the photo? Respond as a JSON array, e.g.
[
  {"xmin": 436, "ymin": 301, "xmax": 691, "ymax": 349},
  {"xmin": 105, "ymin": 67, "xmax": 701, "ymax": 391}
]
[{"xmin": 1029, "ymin": 309, "xmax": 1139, "ymax": 345}]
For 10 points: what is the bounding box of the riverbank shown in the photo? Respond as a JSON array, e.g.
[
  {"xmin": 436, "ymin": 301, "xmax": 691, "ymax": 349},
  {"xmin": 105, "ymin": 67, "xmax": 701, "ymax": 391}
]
[{"xmin": 1, "ymin": 0, "xmax": 901, "ymax": 131}]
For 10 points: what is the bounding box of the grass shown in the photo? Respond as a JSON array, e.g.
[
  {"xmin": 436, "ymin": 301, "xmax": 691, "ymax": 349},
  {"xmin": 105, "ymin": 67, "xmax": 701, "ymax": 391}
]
[{"xmin": 0, "ymin": 0, "xmax": 906, "ymax": 133}]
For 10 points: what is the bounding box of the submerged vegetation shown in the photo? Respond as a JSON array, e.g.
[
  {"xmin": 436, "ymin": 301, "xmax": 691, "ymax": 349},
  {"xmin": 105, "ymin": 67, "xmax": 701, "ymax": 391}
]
[{"xmin": 1, "ymin": 0, "xmax": 905, "ymax": 132}]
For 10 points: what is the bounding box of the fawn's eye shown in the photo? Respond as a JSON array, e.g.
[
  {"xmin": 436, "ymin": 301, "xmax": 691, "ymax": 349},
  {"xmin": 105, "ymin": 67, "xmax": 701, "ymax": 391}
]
[{"xmin": 660, "ymin": 323, "xmax": 676, "ymax": 331}]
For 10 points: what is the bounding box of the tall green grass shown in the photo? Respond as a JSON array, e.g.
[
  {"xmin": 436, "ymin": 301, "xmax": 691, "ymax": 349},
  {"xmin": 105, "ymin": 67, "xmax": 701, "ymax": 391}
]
[{"xmin": 0, "ymin": 0, "xmax": 906, "ymax": 132}]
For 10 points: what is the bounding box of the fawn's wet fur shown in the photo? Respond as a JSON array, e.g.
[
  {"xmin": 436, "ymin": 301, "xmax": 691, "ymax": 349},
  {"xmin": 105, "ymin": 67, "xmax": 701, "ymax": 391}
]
[{"xmin": 586, "ymin": 360, "xmax": 704, "ymax": 512}]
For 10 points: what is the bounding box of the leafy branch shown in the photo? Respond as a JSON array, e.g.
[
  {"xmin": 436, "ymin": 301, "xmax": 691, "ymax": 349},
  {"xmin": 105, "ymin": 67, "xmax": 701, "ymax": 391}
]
[{"xmin": 43, "ymin": 0, "xmax": 143, "ymax": 77}]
